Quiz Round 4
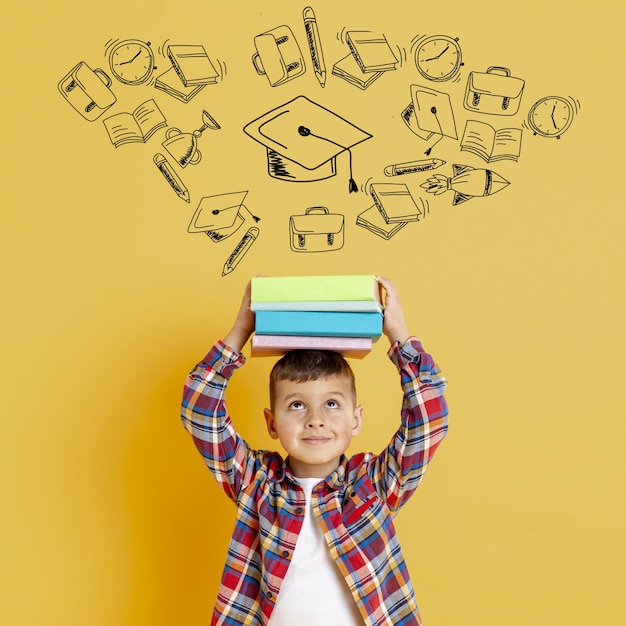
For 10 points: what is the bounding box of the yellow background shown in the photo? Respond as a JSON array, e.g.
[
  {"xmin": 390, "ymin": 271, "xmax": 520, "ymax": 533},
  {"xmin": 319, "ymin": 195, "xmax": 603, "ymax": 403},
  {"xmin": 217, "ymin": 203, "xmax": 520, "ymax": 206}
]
[{"xmin": 2, "ymin": 1, "xmax": 624, "ymax": 624}]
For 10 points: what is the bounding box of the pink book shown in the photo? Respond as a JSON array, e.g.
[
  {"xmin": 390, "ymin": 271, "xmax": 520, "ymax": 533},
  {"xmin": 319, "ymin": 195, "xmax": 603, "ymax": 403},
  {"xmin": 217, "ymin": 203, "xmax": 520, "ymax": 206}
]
[{"xmin": 250, "ymin": 334, "xmax": 373, "ymax": 358}]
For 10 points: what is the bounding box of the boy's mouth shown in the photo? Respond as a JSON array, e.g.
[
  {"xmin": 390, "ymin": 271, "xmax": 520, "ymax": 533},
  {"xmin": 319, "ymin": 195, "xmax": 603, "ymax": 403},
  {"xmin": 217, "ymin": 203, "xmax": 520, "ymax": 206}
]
[{"xmin": 302, "ymin": 436, "xmax": 331, "ymax": 445}]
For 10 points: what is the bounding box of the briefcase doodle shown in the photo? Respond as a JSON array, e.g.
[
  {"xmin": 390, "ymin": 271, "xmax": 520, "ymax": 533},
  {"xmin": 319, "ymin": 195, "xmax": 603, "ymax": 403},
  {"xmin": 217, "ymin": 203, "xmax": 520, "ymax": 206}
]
[
  {"xmin": 58, "ymin": 62, "xmax": 117, "ymax": 121},
  {"xmin": 252, "ymin": 25, "xmax": 305, "ymax": 87},
  {"xmin": 289, "ymin": 207, "xmax": 344, "ymax": 253},
  {"xmin": 463, "ymin": 66, "xmax": 525, "ymax": 116}
]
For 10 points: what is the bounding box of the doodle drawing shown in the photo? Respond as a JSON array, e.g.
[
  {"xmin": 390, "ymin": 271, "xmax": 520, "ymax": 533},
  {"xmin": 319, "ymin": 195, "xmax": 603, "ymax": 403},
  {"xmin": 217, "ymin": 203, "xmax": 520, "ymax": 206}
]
[
  {"xmin": 243, "ymin": 95, "xmax": 372, "ymax": 192},
  {"xmin": 464, "ymin": 66, "xmax": 525, "ymax": 116},
  {"xmin": 102, "ymin": 99, "xmax": 167, "ymax": 147},
  {"xmin": 252, "ymin": 25, "xmax": 306, "ymax": 87},
  {"xmin": 460, "ymin": 121, "xmax": 523, "ymax": 162},
  {"xmin": 421, "ymin": 164, "xmax": 510, "ymax": 205},
  {"xmin": 303, "ymin": 7, "xmax": 327, "ymax": 87},
  {"xmin": 289, "ymin": 207, "xmax": 345, "ymax": 252},
  {"xmin": 58, "ymin": 62, "xmax": 116, "ymax": 121},
  {"xmin": 153, "ymin": 153, "xmax": 190, "ymax": 203},
  {"xmin": 222, "ymin": 226, "xmax": 260, "ymax": 276}
]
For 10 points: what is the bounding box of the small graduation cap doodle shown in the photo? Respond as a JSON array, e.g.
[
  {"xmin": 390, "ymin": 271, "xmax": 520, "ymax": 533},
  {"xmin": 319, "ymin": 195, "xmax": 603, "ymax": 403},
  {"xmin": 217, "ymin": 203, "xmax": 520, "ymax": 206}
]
[
  {"xmin": 243, "ymin": 95, "xmax": 372, "ymax": 192},
  {"xmin": 420, "ymin": 164, "xmax": 509, "ymax": 205},
  {"xmin": 187, "ymin": 190, "xmax": 260, "ymax": 242},
  {"xmin": 401, "ymin": 84, "xmax": 457, "ymax": 155}
]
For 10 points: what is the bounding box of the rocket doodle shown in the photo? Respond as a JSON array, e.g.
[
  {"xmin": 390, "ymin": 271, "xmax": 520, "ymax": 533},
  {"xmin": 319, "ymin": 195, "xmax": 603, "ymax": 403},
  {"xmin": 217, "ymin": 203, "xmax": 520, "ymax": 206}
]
[{"xmin": 421, "ymin": 164, "xmax": 510, "ymax": 205}]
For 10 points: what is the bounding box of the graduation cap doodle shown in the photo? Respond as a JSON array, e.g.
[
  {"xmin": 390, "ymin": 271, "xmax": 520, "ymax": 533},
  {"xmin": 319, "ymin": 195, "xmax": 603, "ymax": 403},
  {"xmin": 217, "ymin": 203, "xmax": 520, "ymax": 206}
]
[
  {"xmin": 187, "ymin": 190, "xmax": 260, "ymax": 242},
  {"xmin": 401, "ymin": 84, "xmax": 457, "ymax": 155},
  {"xmin": 243, "ymin": 95, "xmax": 372, "ymax": 192}
]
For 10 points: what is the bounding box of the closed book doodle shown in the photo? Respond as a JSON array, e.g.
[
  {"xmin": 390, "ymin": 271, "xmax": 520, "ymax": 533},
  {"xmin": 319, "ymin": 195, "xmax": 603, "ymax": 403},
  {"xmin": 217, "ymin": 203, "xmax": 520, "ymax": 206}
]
[
  {"xmin": 167, "ymin": 45, "xmax": 218, "ymax": 86},
  {"xmin": 356, "ymin": 204, "xmax": 408, "ymax": 240},
  {"xmin": 332, "ymin": 54, "xmax": 384, "ymax": 90},
  {"xmin": 345, "ymin": 31, "xmax": 398, "ymax": 72},
  {"xmin": 370, "ymin": 183, "xmax": 422, "ymax": 223},
  {"xmin": 255, "ymin": 310, "xmax": 383, "ymax": 338}
]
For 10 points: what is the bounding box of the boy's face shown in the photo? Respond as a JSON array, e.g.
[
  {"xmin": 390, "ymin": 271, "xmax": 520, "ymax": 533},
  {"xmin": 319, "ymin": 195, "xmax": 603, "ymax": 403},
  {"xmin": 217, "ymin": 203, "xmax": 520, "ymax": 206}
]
[{"xmin": 264, "ymin": 375, "xmax": 362, "ymax": 478}]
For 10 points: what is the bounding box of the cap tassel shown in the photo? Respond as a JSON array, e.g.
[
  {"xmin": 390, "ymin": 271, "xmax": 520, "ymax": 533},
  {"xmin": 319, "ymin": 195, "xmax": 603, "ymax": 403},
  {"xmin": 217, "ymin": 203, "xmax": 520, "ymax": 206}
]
[
  {"xmin": 347, "ymin": 148, "xmax": 358, "ymax": 193},
  {"xmin": 298, "ymin": 125, "xmax": 359, "ymax": 193}
]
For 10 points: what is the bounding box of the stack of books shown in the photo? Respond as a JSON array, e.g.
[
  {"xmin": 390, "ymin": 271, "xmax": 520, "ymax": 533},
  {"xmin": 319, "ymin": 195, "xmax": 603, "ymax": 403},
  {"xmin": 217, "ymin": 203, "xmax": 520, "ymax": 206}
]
[{"xmin": 250, "ymin": 275, "xmax": 383, "ymax": 358}]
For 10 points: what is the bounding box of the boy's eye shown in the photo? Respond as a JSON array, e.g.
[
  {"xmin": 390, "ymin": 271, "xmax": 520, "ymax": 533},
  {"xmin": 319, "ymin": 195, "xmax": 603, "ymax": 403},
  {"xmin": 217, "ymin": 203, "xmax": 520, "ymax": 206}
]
[
  {"xmin": 288, "ymin": 401, "xmax": 305, "ymax": 410},
  {"xmin": 325, "ymin": 400, "xmax": 339, "ymax": 409}
]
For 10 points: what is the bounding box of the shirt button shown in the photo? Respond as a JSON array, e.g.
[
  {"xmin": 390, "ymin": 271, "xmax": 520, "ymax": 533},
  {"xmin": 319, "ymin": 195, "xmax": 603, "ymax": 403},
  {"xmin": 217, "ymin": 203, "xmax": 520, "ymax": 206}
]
[
  {"xmin": 296, "ymin": 507, "xmax": 303, "ymax": 515},
  {"xmin": 282, "ymin": 550, "xmax": 290, "ymax": 558}
]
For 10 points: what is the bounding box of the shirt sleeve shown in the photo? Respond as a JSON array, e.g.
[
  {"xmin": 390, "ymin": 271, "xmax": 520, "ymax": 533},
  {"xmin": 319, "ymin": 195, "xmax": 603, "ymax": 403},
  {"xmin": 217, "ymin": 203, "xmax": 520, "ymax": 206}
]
[
  {"xmin": 180, "ymin": 340, "xmax": 255, "ymax": 501},
  {"xmin": 369, "ymin": 336, "xmax": 449, "ymax": 514}
]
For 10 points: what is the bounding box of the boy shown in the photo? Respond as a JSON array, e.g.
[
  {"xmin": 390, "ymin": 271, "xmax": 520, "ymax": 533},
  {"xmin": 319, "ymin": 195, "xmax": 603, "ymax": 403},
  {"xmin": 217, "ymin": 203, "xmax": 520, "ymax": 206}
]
[{"xmin": 181, "ymin": 276, "xmax": 448, "ymax": 625}]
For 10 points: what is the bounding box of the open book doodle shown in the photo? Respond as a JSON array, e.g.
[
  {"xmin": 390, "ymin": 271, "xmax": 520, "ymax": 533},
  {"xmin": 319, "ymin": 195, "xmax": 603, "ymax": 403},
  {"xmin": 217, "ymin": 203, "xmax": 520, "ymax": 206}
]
[
  {"xmin": 460, "ymin": 120, "xmax": 522, "ymax": 163},
  {"xmin": 103, "ymin": 99, "xmax": 167, "ymax": 148}
]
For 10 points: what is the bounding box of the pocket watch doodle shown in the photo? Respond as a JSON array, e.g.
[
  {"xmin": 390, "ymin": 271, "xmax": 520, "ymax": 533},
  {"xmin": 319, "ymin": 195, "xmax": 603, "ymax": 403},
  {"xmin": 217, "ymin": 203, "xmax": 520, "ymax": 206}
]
[
  {"xmin": 412, "ymin": 34, "xmax": 463, "ymax": 83},
  {"xmin": 106, "ymin": 39, "xmax": 156, "ymax": 86}
]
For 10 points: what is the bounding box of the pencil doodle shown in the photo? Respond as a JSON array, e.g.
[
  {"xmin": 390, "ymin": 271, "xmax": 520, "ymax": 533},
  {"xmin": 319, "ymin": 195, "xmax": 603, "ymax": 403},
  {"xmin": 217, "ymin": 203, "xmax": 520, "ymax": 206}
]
[
  {"xmin": 420, "ymin": 164, "xmax": 510, "ymax": 205},
  {"xmin": 411, "ymin": 34, "xmax": 464, "ymax": 83},
  {"xmin": 252, "ymin": 25, "xmax": 306, "ymax": 87},
  {"xmin": 302, "ymin": 7, "xmax": 327, "ymax": 87},
  {"xmin": 243, "ymin": 95, "xmax": 372, "ymax": 192},
  {"xmin": 153, "ymin": 153, "xmax": 190, "ymax": 202},
  {"xmin": 289, "ymin": 207, "xmax": 345, "ymax": 252},
  {"xmin": 106, "ymin": 39, "xmax": 156, "ymax": 86},
  {"xmin": 58, "ymin": 61, "xmax": 117, "ymax": 121},
  {"xmin": 463, "ymin": 66, "xmax": 525, "ymax": 116},
  {"xmin": 222, "ymin": 226, "xmax": 260, "ymax": 276},
  {"xmin": 524, "ymin": 96, "xmax": 579, "ymax": 139},
  {"xmin": 384, "ymin": 157, "xmax": 446, "ymax": 177}
]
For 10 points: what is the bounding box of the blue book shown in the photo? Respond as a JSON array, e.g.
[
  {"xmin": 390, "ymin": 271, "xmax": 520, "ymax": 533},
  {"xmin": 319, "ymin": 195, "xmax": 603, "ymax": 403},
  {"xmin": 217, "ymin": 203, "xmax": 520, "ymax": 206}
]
[{"xmin": 255, "ymin": 310, "xmax": 383, "ymax": 338}]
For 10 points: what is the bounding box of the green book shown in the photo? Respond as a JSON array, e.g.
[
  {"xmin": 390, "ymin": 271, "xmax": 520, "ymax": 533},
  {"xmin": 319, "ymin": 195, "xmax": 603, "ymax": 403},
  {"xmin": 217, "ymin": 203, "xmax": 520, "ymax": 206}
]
[{"xmin": 251, "ymin": 275, "xmax": 381, "ymax": 306}]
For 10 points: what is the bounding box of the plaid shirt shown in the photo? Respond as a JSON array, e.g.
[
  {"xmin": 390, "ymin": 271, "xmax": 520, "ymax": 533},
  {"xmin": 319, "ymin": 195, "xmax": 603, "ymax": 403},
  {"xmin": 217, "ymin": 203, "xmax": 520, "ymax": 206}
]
[{"xmin": 181, "ymin": 338, "xmax": 448, "ymax": 626}]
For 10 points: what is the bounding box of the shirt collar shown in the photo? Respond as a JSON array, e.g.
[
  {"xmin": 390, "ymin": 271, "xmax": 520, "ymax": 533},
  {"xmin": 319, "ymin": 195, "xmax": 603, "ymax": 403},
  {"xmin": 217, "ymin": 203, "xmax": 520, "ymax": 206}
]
[{"xmin": 274, "ymin": 456, "xmax": 348, "ymax": 490}]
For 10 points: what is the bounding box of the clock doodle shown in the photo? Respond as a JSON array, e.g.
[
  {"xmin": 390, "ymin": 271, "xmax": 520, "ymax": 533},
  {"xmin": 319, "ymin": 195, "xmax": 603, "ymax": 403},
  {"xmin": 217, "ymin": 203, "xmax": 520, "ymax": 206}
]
[
  {"xmin": 527, "ymin": 96, "xmax": 575, "ymax": 139},
  {"xmin": 414, "ymin": 35, "xmax": 463, "ymax": 82},
  {"xmin": 108, "ymin": 39, "xmax": 155, "ymax": 86}
]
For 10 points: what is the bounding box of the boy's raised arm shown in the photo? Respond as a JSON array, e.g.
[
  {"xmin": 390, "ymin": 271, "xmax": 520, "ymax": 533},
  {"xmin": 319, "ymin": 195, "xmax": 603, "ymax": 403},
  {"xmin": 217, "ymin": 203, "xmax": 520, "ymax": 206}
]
[{"xmin": 223, "ymin": 280, "xmax": 255, "ymax": 353}]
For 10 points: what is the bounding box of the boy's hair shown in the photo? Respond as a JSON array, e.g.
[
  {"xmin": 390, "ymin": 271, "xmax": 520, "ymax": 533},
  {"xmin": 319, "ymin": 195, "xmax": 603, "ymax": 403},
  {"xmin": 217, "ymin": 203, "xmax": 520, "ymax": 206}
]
[{"xmin": 269, "ymin": 350, "xmax": 356, "ymax": 409}]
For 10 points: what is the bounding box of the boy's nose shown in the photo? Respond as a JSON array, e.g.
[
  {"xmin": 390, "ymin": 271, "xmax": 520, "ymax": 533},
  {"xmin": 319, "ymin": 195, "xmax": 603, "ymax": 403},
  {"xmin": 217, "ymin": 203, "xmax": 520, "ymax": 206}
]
[{"xmin": 306, "ymin": 411, "xmax": 325, "ymax": 428}]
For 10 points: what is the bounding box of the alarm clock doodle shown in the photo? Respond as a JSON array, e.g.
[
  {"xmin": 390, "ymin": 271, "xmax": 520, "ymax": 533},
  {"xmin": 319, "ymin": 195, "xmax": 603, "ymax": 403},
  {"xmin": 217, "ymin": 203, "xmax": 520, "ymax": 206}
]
[{"xmin": 524, "ymin": 95, "xmax": 580, "ymax": 139}]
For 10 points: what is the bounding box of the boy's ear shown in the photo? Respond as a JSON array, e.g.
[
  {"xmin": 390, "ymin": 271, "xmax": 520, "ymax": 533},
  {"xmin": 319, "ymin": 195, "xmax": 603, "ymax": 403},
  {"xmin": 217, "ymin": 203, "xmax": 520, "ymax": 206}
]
[
  {"xmin": 264, "ymin": 408, "xmax": 280, "ymax": 439},
  {"xmin": 352, "ymin": 405, "xmax": 363, "ymax": 437}
]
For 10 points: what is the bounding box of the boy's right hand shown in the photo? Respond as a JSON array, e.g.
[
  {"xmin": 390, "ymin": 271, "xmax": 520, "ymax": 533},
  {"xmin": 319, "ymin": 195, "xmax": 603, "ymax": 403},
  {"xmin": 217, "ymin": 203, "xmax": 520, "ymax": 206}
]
[{"xmin": 223, "ymin": 280, "xmax": 255, "ymax": 353}]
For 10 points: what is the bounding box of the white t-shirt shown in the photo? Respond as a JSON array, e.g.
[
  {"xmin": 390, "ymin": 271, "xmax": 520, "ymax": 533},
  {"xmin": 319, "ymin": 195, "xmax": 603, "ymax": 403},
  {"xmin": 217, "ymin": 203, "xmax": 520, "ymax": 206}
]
[{"xmin": 269, "ymin": 478, "xmax": 364, "ymax": 625}]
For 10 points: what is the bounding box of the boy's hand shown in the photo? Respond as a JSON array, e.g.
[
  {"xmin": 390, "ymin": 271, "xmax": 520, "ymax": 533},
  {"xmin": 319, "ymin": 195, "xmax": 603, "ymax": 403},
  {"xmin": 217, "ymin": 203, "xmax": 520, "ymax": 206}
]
[
  {"xmin": 223, "ymin": 280, "xmax": 255, "ymax": 353},
  {"xmin": 377, "ymin": 276, "xmax": 411, "ymax": 346}
]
